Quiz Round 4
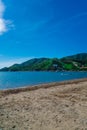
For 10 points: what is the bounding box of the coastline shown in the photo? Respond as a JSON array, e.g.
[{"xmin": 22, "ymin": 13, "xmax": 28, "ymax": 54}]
[
  {"xmin": 0, "ymin": 78, "xmax": 87, "ymax": 96},
  {"xmin": 0, "ymin": 78, "xmax": 87, "ymax": 130}
]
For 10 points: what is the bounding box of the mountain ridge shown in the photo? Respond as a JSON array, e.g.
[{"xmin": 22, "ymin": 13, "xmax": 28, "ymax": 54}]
[{"xmin": 0, "ymin": 53, "xmax": 87, "ymax": 71}]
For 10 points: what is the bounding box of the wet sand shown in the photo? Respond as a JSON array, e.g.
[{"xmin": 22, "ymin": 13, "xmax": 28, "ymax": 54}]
[{"xmin": 0, "ymin": 78, "xmax": 87, "ymax": 130}]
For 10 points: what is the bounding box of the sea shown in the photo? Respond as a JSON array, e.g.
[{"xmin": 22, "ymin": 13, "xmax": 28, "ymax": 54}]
[{"xmin": 0, "ymin": 71, "xmax": 87, "ymax": 89}]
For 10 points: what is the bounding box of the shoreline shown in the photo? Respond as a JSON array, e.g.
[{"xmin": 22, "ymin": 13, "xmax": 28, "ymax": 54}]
[
  {"xmin": 0, "ymin": 78, "xmax": 87, "ymax": 96},
  {"xmin": 0, "ymin": 78, "xmax": 87, "ymax": 130}
]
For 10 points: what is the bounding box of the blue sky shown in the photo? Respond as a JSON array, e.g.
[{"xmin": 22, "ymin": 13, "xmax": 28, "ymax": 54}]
[{"xmin": 0, "ymin": 0, "xmax": 87, "ymax": 68}]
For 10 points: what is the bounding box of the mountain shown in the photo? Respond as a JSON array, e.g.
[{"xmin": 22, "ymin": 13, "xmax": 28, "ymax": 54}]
[
  {"xmin": 61, "ymin": 53, "xmax": 87, "ymax": 64},
  {"xmin": 61, "ymin": 53, "xmax": 87, "ymax": 70},
  {"xmin": 0, "ymin": 53, "xmax": 87, "ymax": 71},
  {"xmin": 0, "ymin": 58, "xmax": 63, "ymax": 71}
]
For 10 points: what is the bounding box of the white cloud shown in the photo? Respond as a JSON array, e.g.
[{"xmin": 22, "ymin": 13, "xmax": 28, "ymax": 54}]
[
  {"xmin": 0, "ymin": 0, "xmax": 13, "ymax": 35},
  {"xmin": 0, "ymin": 18, "xmax": 7, "ymax": 34}
]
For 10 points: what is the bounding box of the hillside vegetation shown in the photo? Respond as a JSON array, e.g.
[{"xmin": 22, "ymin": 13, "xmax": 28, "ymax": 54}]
[{"xmin": 0, "ymin": 53, "xmax": 87, "ymax": 71}]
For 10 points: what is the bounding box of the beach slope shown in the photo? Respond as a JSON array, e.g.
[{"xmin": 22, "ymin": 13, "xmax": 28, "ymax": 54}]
[{"xmin": 0, "ymin": 79, "xmax": 87, "ymax": 130}]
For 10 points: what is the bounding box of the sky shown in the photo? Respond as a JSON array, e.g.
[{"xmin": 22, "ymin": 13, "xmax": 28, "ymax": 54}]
[{"xmin": 0, "ymin": 0, "xmax": 87, "ymax": 68}]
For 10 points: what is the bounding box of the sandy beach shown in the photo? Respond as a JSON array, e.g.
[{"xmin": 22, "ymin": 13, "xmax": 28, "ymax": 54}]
[{"xmin": 0, "ymin": 78, "xmax": 87, "ymax": 130}]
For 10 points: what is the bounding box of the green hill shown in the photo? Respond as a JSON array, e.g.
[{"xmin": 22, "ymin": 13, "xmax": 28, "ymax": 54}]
[
  {"xmin": 0, "ymin": 53, "xmax": 87, "ymax": 71},
  {"xmin": 61, "ymin": 53, "xmax": 87, "ymax": 70}
]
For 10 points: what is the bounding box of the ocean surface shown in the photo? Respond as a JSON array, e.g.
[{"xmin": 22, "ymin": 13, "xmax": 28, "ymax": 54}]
[{"xmin": 0, "ymin": 71, "xmax": 87, "ymax": 90}]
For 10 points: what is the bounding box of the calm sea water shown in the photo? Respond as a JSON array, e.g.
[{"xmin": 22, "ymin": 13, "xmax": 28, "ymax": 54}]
[{"xmin": 0, "ymin": 71, "xmax": 87, "ymax": 90}]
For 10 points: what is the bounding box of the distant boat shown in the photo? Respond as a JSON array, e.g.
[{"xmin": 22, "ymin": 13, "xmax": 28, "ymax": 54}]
[
  {"xmin": 61, "ymin": 73, "xmax": 64, "ymax": 76},
  {"xmin": 61, "ymin": 72, "xmax": 70, "ymax": 76}
]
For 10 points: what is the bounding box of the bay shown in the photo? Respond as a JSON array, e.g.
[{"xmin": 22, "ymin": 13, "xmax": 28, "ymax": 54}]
[{"xmin": 0, "ymin": 71, "xmax": 87, "ymax": 89}]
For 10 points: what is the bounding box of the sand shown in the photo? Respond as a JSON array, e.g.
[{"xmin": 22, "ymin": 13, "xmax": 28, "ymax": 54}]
[{"xmin": 0, "ymin": 79, "xmax": 87, "ymax": 130}]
